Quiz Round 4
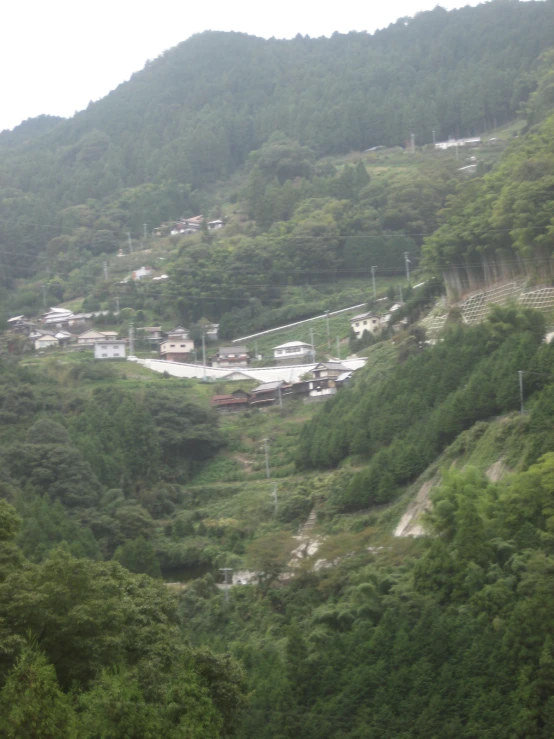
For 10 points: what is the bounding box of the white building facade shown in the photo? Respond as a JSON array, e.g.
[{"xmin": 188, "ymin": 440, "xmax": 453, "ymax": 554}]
[
  {"xmin": 94, "ymin": 341, "xmax": 127, "ymax": 359},
  {"xmin": 350, "ymin": 312, "xmax": 381, "ymax": 339},
  {"xmin": 273, "ymin": 341, "xmax": 314, "ymax": 365}
]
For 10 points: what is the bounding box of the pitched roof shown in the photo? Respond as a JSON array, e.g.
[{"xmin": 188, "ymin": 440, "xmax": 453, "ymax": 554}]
[
  {"xmin": 351, "ymin": 312, "xmax": 377, "ymax": 322},
  {"xmin": 78, "ymin": 330, "xmax": 106, "ymax": 339},
  {"xmin": 313, "ymin": 362, "xmax": 348, "ymax": 371},
  {"xmin": 219, "ymin": 346, "xmax": 248, "ymax": 355},
  {"xmin": 273, "ymin": 341, "xmax": 312, "ymax": 349},
  {"xmin": 252, "ymin": 380, "xmax": 285, "ymax": 393}
]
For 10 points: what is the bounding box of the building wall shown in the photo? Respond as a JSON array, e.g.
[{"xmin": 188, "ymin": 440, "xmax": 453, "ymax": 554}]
[{"xmin": 94, "ymin": 343, "xmax": 126, "ymax": 359}]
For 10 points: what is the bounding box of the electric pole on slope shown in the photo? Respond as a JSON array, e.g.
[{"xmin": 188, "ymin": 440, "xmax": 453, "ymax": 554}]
[
  {"xmin": 115, "ymin": 296, "xmax": 120, "ymax": 320},
  {"xmin": 326, "ymin": 310, "xmax": 331, "ymax": 351},
  {"xmin": 519, "ymin": 370, "xmax": 525, "ymax": 414},
  {"xmin": 127, "ymin": 232, "xmax": 133, "ymax": 254},
  {"xmin": 219, "ymin": 567, "xmax": 233, "ymax": 603},
  {"xmin": 262, "ymin": 438, "xmax": 279, "ymax": 516},
  {"xmin": 103, "ymin": 260, "xmax": 109, "ymax": 281},
  {"xmin": 404, "ymin": 252, "xmax": 411, "ymax": 282},
  {"xmin": 336, "ymin": 336, "xmax": 340, "ymax": 360},
  {"xmin": 263, "ymin": 438, "xmax": 271, "ymax": 480},
  {"xmin": 432, "ymin": 129, "xmax": 436, "ymax": 146},
  {"xmin": 143, "ymin": 223, "xmax": 148, "ymax": 241},
  {"xmin": 201, "ymin": 327, "xmax": 207, "ymax": 382},
  {"xmin": 371, "ymin": 265, "xmax": 377, "ymax": 299},
  {"xmin": 410, "ymin": 132, "xmax": 415, "ymax": 153},
  {"xmin": 129, "ymin": 322, "xmax": 134, "ymax": 356},
  {"xmin": 310, "ymin": 327, "xmax": 315, "ymax": 363}
]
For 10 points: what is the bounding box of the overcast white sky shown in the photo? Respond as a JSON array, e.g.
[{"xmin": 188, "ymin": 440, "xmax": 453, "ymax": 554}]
[{"xmin": 1, "ymin": 0, "xmax": 485, "ymax": 133}]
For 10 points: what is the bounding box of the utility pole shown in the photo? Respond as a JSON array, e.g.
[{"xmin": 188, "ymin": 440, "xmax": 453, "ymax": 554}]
[
  {"xmin": 103, "ymin": 260, "xmax": 109, "ymax": 281},
  {"xmin": 143, "ymin": 223, "xmax": 148, "ymax": 241},
  {"xmin": 263, "ymin": 438, "xmax": 271, "ymax": 480},
  {"xmin": 432, "ymin": 129, "xmax": 436, "ymax": 146},
  {"xmin": 371, "ymin": 265, "xmax": 377, "ymax": 299},
  {"xmin": 41, "ymin": 284, "xmax": 47, "ymax": 310},
  {"xmin": 129, "ymin": 322, "xmax": 134, "ymax": 356},
  {"xmin": 278, "ymin": 384, "xmax": 283, "ymax": 409},
  {"xmin": 518, "ymin": 370, "xmax": 525, "ymax": 414},
  {"xmin": 326, "ymin": 310, "xmax": 331, "ymax": 351},
  {"xmin": 399, "ymin": 285, "xmax": 403, "ymax": 303},
  {"xmin": 336, "ymin": 336, "xmax": 340, "ymax": 360},
  {"xmin": 404, "ymin": 252, "xmax": 411, "ymax": 282},
  {"xmin": 310, "ymin": 327, "xmax": 315, "ymax": 363},
  {"xmin": 270, "ymin": 483, "xmax": 279, "ymax": 517},
  {"xmin": 219, "ymin": 567, "xmax": 233, "ymax": 603},
  {"xmin": 410, "ymin": 132, "xmax": 415, "ymax": 153},
  {"xmin": 455, "ymin": 141, "xmax": 459, "ymax": 161},
  {"xmin": 202, "ymin": 327, "xmax": 206, "ymax": 382},
  {"xmin": 255, "ymin": 340, "xmax": 258, "ymax": 360},
  {"xmin": 127, "ymin": 232, "xmax": 133, "ymax": 253},
  {"xmin": 115, "ymin": 296, "xmax": 120, "ymax": 320}
]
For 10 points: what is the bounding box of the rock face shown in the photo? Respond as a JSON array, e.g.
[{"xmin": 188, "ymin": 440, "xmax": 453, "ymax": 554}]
[{"xmin": 394, "ymin": 478, "xmax": 437, "ymax": 537}]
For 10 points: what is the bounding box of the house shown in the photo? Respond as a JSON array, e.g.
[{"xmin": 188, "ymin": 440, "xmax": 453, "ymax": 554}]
[
  {"xmin": 211, "ymin": 389, "xmax": 251, "ymax": 413},
  {"xmin": 273, "ymin": 341, "xmax": 314, "ymax": 365},
  {"xmin": 94, "ymin": 341, "xmax": 127, "ymax": 359},
  {"xmin": 211, "ymin": 346, "xmax": 250, "ymax": 368},
  {"xmin": 42, "ymin": 307, "xmax": 74, "ymax": 327},
  {"xmin": 35, "ymin": 334, "xmax": 59, "ymax": 350},
  {"xmin": 170, "ymin": 215, "xmax": 204, "ymax": 236},
  {"xmin": 100, "ymin": 331, "xmax": 119, "ymax": 340},
  {"xmin": 55, "ymin": 331, "xmax": 73, "ymax": 346},
  {"xmin": 219, "ymin": 370, "xmax": 255, "ymax": 382},
  {"xmin": 250, "ymin": 380, "xmax": 286, "ymax": 408},
  {"xmin": 204, "ymin": 322, "xmax": 219, "ymax": 341},
  {"xmin": 435, "ymin": 137, "xmax": 481, "ymax": 150},
  {"xmin": 77, "ymin": 330, "xmax": 107, "ymax": 345},
  {"xmin": 167, "ymin": 326, "xmax": 190, "ymax": 340},
  {"xmin": 307, "ymin": 376, "xmax": 338, "ymax": 400},
  {"xmin": 312, "ymin": 362, "xmax": 349, "ymax": 380},
  {"xmin": 138, "ymin": 327, "xmax": 163, "ymax": 343},
  {"xmin": 159, "ymin": 338, "xmax": 194, "ymax": 362},
  {"xmin": 208, "ymin": 219, "xmax": 224, "ymax": 230},
  {"xmin": 350, "ymin": 312, "xmax": 381, "ymax": 339},
  {"xmin": 131, "ymin": 266, "xmax": 153, "ymax": 281}
]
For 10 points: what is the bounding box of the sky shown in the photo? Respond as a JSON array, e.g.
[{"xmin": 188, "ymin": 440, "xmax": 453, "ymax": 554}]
[{"xmin": 1, "ymin": 0, "xmax": 485, "ymax": 133}]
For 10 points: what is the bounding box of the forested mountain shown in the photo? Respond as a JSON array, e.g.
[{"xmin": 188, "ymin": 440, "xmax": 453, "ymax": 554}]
[
  {"xmin": 1, "ymin": 0, "xmax": 554, "ymax": 288},
  {"xmin": 422, "ymin": 50, "xmax": 554, "ymax": 293}
]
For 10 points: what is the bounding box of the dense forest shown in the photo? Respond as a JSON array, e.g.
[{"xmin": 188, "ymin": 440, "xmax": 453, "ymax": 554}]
[
  {"xmin": 423, "ymin": 48, "xmax": 554, "ymax": 293},
  {"xmin": 1, "ymin": 0, "xmax": 554, "ymax": 288}
]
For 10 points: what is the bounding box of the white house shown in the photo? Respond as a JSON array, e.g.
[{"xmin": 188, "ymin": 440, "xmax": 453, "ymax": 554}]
[
  {"xmin": 435, "ymin": 137, "xmax": 481, "ymax": 150},
  {"xmin": 131, "ymin": 266, "xmax": 153, "ymax": 281},
  {"xmin": 350, "ymin": 312, "xmax": 381, "ymax": 339},
  {"xmin": 35, "ymin": 334, "xmax": 59, "ymax": 350},
  {"xmin": 273, "ymin": 341, "xmax": 314, "ymax": 365},
  {"xmin": 94, "ymin": 341, "xmax": 127, "ymax": 359}
]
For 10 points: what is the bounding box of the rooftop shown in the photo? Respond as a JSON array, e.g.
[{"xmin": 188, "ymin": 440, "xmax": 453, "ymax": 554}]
[
  {"xmin": 252, "ymin": 380, "xmax": 285, "ymax": 393},
  {"xmin": 274, "ymin": 341, "xmax": 313, "ymax": 349}
]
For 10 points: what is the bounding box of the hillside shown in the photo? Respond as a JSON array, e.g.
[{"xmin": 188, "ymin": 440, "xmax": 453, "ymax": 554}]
[
  {"xmin": 5, "ymin": 2, "xmax": 554, "ymax": 735},
  {"xmin": 1, "ymin": 0, "xmax": 554, "ymax": 289}
]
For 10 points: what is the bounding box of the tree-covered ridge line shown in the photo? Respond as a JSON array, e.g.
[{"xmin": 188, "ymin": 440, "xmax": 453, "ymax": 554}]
[{"xmin": 1, "ymin": 0, "xmax": 553, "ymax": 291}]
